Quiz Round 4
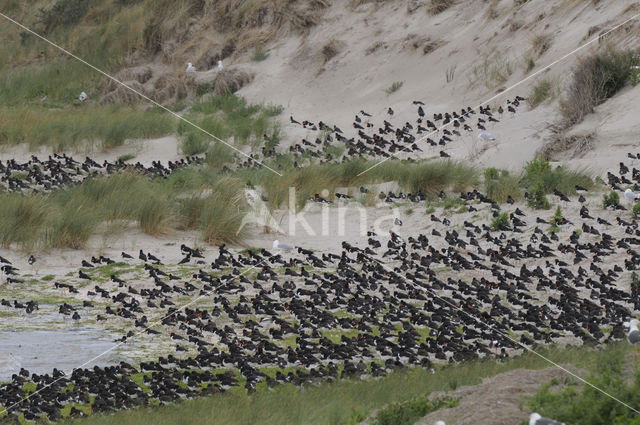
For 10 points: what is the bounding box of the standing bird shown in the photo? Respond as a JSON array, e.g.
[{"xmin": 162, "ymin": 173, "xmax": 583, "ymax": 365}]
[
  {"xmin": 186, "ymin": 62, "xmax": 196, "ymax": 73},
  {"xmin": 217, "ymin": 60, "xmax": 224, "ymax": 72},
  {"xmin": 28, "ymin": 255, "xmax": 36, "ymax": 266}
]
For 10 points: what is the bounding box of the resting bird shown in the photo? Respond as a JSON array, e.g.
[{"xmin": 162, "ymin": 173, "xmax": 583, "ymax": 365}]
[
  {"xmin": 272, "ymin": 240, "xmax": 294, "ymax": 251},
  {"xmin": 625, "ymin": 319, "xmax": 640, "ymax": 344},
  {"xmin": 529, "ymin": 413, "xmax": 564, "ymax": 425},
  {"xmin": 78, "ymin": 91, "xmax": 88, "ymax": 102},
  {"xmin": 478, "ymin": 131, "xmax": 495, "ymax": 142},
  {"xmin": 624, "ymin": 188, "xmax": 640, "ymax": 203},
  {"xmin": 186, "ymin": 62, "xmax": 196, "ymax": 73}
]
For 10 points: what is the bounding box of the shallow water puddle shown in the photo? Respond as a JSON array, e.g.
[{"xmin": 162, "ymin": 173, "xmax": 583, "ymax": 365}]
[{"xmin": 0, "ymin": 328, "xmax": 133, "ymax": 381}]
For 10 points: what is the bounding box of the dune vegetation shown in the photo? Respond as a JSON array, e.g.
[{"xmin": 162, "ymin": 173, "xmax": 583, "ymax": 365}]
[
  {"xmin": 0, "ymin": 171, "xmax": 249, "ymax": 250},
  {"xmin": 0, "ymin": 153, "xmax": 599, "ymax": 249}
]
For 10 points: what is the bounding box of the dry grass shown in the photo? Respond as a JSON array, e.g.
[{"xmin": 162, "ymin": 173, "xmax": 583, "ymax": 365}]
[
  {"xmin": 321, "ymin": 40, "xmax": 344, "ymax": 63},
  {"xmin": 211, "ymin": 69, "xmax": 254, "ymax": 95},
  {"xmin": 0, "ymin": 105, "xmax": 174, "ymax": 150},
  {"xmin": 559, "ymin": 48, "xmax": 637, "ymax": 127},
  {"xmin": 528, "ymin": 78, "xmax": 558, "ymax": 108},
  {"xmin": 539, "ymin": 126, "xmax": 595, "ymax": 160},
  {"xmin": 428, "ymin": 0, "xmax": 455, "ymax": 15},
  {"xmin": 531, "ymin": 33, "xmax": 552, "ymax": 56},
  {"xmin": 470, "ymin": 51, "xmax": 514, "ymax": 89},
  {"xmin": 0, "ymin": 170, "xmax": 249, "ymax": 249}
]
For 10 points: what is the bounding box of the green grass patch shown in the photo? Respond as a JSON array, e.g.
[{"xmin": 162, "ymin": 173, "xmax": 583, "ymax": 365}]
[
  {"xmin": 374, "ymin": 395, "xmax": 458, "ymax": 425},
  {"xmin": 528, "ymin": 78, "xmax": 556, "ymax": 109},
  {"xmin": 117, "ymin": 153, "xmax": 136, "ymax": 163},
  {"xmin": 252, "ymin": 46, "xmax": 270, "ymax": 62},
  {"xmin": 522, "ymin": 155, "xmax": 593, "ymax": 196},
  {"xmin": 484, "ymin": 168, "xmax": 521, "ymax": 203},
  {"xmin": 527, "ymin": 347, "xmax": 640, "ymax": 425},
  {"xmin": 0, "ymin": 171, "xmax": 248, "ymax": 249},
  {"xmin": 491, "ymin": 212, "xmax": 510, "ymax": 231},
  {"xmin": 385, "ymin": 81, "xmax": 403, "ymax": 95},
  {"xmin": 182, "ymin": 93, "xmax": 281, "ymax": 146},
  {"xmin": 0, "ymin": 105, "xmax": 173, "ymax": 150},
  {"xmin": 61, "ymin": 343, "xmax": 632, "ymax": 425}
]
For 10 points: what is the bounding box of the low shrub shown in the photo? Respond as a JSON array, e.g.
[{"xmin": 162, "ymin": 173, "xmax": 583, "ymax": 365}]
[
  {"xmin": 385, "ymin": 81, "xmax": 404, "ymax": 95},
  {"xmin": 374, "ymin": 396, "xmax": 458, "ymax": 425},
  {"xmin": 602, "ymin": 191, "xmax": 620, "ymax": 209},
  {"xmin": 528, "ymin": 79, "xmax": 555, "ymax": 108},
  {"xmin": 560, "ymin": 48, "xmax": 638, "ymax": 126},
  {"xmin": 491, "ymin": 212, "xmax": 510, "ymax": 231}
]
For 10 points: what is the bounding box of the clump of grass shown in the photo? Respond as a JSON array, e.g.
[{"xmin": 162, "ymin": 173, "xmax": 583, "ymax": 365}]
[
  {"xmin": 205, "ymin": 141, "xmax": 236, "ymax": 169},
  {"xmin": 531, "ymin": 33, "xmax": 552, "ymax": 56},
  {"xmin": 37, "ymin": 0, "xmax": 89, "ymax": 34},
  {"xmin": 263, "ymin": 124, "xmax": 281, "ymax": 151},
  {"xmin": 528, "ymin": 79, "xmax": 556, "ymax": 108},
  {"xmin": 200, "ymin": 178, "xmax": 248, "ymax": 244},
  {"xmin": 602, "ymin": 190, "xmax": 620, "ymax": 209},
  {"xmin": 446, "ymin": 65, "xmax": 456, "ymax": 83},
  {"xmin": 491, "ymin": 212, "xmax": 510, "ymax": 231},
  {"xmin": 322, "ymin": 40, "xmax": 343, "ymax": 63},
  {"xmin": 182, "ymin": 132, "xmax": 210, "ymax": 156},
  {"xmin": 261, "ymin": 159, "xmax": 478, "ymax": 208},
  {"xmin": 138, "ymin": 196, "xmax": 172, "ymax": 235},
  {"xmin": 45, "ymin": 202, "xmax": 97, "ymax": 249},
  {"xmin": 484, "ymin": 168, "xmax": 521, "ymax": 203},
  {"xmin": 324, "ymin": 142, "xmax": 346, "ymax": 159},
  {"xmin": 522, "ymin": 155, "xmax": 593, "ymax": 196},
  {"xmin": 117, "ymin": 153, "xmax": 136, "ymax": 163},
  {"xmin": 0, "ymin": 195, "xmax": 48, "ymax": 248},
  {"xmin": 252, "ymin": 46, "xmax": 270, "ymax": 62},
  {"xmin": 183, "ymin": 93, "xmax": 281, "ymax": 146},
  {"xmin": 428, "ymin": 0, "xmax": 455, "ymax": 15},
  {"xmin": 373, "ymin": 396, "xmax": 459, "ymax": 425},
  {"xmin": 528, "ymin": 184, "xmax": 550, "ymax": 210},
  {"xmin": 385, "ymin": 81, "xmax": 404, "ymax": 95},
  {"xmin": 177, "ymin": 194, "xmax": 206, "ymax": 230},
  {"xmin": 471, "ymin": 52, "xmax": 514, "ymax": 89},
  {"xmin": 0, "ymin": 105, "xmax": 173, "ymax": 150},
  {"xmin": 550, "ymin": 205, "xmax": 564, "ymax": 225},
  {"xmin": 525, "ymin": 55, "xmax": 536, "ymax": 73},
  {"xmin": 397, "ymin": 160, "xmax": 479, "ymax": 196},
  {"xmin": 560, "ymin": 48, "xmax": 638, "ymax": 126},
  {"xmin": 633, "ymin": 201, "xmax": 640, "ymax": 219},
  {"xmin": 0, "ymin": 170, "xmax": 249, "ymax": 249}
]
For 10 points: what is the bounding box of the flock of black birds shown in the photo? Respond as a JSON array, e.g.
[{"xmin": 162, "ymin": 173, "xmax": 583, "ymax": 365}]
[
  {"xmin": 1, "ymin": 151, "xmax": 640, "ymax": 421},
  {"xmin": 237, "ymin": 97, "xmax": 526, "ymax": 169},
  {"xmin": 0, "ymin": 154, "xmax": 203, "ymax": 193}
]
